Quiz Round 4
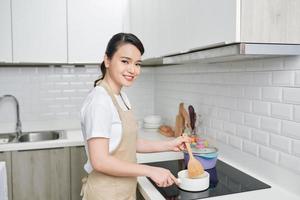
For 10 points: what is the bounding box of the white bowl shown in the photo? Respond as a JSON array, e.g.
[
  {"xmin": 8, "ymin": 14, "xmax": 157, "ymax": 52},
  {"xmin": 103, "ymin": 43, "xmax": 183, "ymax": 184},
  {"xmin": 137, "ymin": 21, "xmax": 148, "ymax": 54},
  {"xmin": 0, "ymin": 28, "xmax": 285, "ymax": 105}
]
[
  {"xmin": 143, "ymin": 115, "xmax": 162, "ymax": 124},
  {"xmin": 177, "ymin": 170, "xmax": 209, "ymax": 191},
  {"xmin": 143, "ymin": 122, "xmax": 161, "ymax": 129}
]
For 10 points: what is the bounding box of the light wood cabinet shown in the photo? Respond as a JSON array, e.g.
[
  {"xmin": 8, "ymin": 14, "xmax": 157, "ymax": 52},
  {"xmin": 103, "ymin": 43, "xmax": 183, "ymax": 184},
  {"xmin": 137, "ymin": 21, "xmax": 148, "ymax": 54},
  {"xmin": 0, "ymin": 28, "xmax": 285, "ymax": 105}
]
[
  {"xmin": 130, "ymin": 0, "xmax": 300, "ymax": 60},
  {"xmin": 67, "ymin": 0, "xmax": 125, "ymax": 64},
  {"xmin": 240, "ymin": 0, "xmax": 300, "ymax": 43},
  {"xmin": 11, "ymin": 0, "xmax": 68, "ymax": 63},
  {"xmin": 12, "ymin": 148, "xmax": 70, "ymax": 200},
  {"xmin": 0, "ymin": 151, "xmax": 12, "ymax": 200},
  {"xmin": 70, "ymin": 146, "xmax": 87, "ymax": 200},
  {"xmin": 0, "ymin": 0, "xmax": 12, "ymax": 62}
]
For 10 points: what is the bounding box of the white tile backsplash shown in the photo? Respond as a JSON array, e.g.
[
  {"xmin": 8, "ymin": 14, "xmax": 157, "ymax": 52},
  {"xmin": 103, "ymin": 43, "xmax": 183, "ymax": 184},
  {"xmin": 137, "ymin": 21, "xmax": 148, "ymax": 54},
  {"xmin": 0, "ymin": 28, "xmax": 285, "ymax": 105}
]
[
  {"xmin": 237, "ymin": 99, "xmax": 252, "ymax": 112},
  {"xmin": 295, "ymin": 105, "xmax": 300, "ymax": 122},
  {"xmin": 228, "ymin": 135, "xmax": 243, "ymax": 150},
  {"xmin": 253, "ymin": 72, "xmax": 272, "ymax": 85},
  {"xmin": 244, "ymin": 113, "xmax": 261, "ymax": 128},
  {"xmin": 216, "ymin": 131, "xmax": 228, "ymax": 143},
  {"xmin": 242, "ymin": 140, "xmax": 259, "ymax": 156},
  {"xmin": 251, "ymin": 129, "xmax": 270, "ymax": 146},
  {"xmin": 223, "ymin": 121, "xmax": 236, "ymax": 135},
  {"xmin": 272, "ymin": 71, "xmax": 295, "ymax": 86},
  {"xmin": 270, "ymin": 134, "xmax": 292, "ymax": 153},
  {"xmin": 261, "ymin": 117, "xmax": 281, "ymax": 134},
  {"xmin": 295, "ymin": 71, "xmax": 300, "ymax": 86},
  {"xmin": 271, "ymin": 103, "xmax": 293, "ymax": 120},
  {"xmin": 279, "ymin": 153, "xmax": 300, "ymax": 174},
  {"xmin": 259, "ymin": 146, "xmax": 279, "ymax": 164},
  {"xmin": 236, "ymin": 125, "xmax": 251, "ymax": 139},
  {"xmin": 282, "ymin": 120, "xmax": 300, "ymax": 140},
  {"xmin": 262, "ymin": 87, "xmax": 282, "ymax": 102},
  {"xmin": 292, "ymin": 140, "xmax": 300, "ymax": 157},
  {"xmin": 0, "ymin": 65, "xmax": 154, "ymax": 132},
  {"xmin": 230, "ymin": 110, "xmax": 244, "ymax": 124},
  {"xmin": 283, "ymin": 88, "xmax": 300, "ymax": 104},
  {"xmin": 154, "ymin": 56, "xmax": 300, "ymax": 175},
  {"xmin": 253, "ymin": 100, "xmax": 271, "ymax": 116},
  {"xmin": 244, "ymin": 86, "xmax": 262, "ymax": 99}
]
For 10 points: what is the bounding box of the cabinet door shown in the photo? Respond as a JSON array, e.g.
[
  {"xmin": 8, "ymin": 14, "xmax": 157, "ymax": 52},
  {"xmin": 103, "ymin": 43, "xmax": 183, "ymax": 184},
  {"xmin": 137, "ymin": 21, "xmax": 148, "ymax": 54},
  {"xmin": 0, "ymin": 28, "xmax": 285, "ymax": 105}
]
[
  {"xmin": 129, "ymin": 0, "xmax": 160, "ymax": 59},
  {"xmin": 70, "ymin": 146, "xmax": 87, "ymax": 200},
  {"xmin": 68, "ymin": 0, "xmax": 124, "ymax": 63},
  {"xmin": 0, "ymin": 0, "xmax": 12, "ymax": 62},
  {"xmin": 240, "ymin": 0, "xmax": 300, "ymax": 43},
  {"xmin": 0, "ymin": 151, "xmax": 12, "ymax": 200},
  {"xmin": 130, "ymin": 0, "xmax": 237, "ymax": 59},
  {"xmin": 12, "ymin": 148, "xmax": 70, "ymax": 200},
  {"xmin": 11, "ymin": 0, "xmax": 67, "ymax": 63}
]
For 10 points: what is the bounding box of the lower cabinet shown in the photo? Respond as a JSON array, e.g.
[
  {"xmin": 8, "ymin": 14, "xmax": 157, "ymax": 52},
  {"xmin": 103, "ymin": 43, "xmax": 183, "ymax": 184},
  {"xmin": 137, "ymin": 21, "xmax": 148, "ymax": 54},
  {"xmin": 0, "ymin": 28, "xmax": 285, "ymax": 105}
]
[
  {"xmin": 70, "ymin": 146, "xmax": 87, "ymax": 200},
  {"xmin": 12, "ymin": 148, "xmax": 71, "ymax": 200},
  {"xmin": 0, "ymin": 151, "xmax": 12, "ymax": 200}
]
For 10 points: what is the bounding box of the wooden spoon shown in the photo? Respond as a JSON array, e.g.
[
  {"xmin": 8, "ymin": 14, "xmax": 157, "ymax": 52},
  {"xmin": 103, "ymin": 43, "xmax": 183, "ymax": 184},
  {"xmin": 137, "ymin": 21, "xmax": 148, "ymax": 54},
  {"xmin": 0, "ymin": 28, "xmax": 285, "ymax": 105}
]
[{"xmin": 185, "ymin": 140, "xmax": 204, "ymax": 178}]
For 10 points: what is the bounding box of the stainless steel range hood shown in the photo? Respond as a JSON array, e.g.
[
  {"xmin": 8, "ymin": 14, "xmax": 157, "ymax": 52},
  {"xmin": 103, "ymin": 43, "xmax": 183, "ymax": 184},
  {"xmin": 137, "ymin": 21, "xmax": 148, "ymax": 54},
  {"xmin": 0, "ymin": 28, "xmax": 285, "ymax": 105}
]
[{"xmin": 142, "ymin": 42, "xmax": 300, "ymax": 66}]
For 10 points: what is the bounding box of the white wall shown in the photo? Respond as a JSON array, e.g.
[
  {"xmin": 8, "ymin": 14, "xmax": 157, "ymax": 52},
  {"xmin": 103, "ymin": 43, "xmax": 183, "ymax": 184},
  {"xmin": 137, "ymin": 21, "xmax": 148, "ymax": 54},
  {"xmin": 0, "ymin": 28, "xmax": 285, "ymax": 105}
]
[
  {"xmin": 0, "ymin": 65, "xmax": 154, "ymax": 133},
  {"xmin": 1, "ymin": 55, "xmax": 299, "ymax": 179},
  {"xmin": 154, "ymin": 56, "xmax": 300, "ymax": 176}
]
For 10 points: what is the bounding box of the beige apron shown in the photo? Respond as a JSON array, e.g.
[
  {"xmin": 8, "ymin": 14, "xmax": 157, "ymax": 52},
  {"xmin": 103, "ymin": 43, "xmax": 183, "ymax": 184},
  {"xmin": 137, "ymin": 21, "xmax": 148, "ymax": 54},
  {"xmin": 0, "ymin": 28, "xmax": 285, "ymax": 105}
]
[{"xmin": 81, "ymin": 80, "xmax": 138, "ymax": 200}]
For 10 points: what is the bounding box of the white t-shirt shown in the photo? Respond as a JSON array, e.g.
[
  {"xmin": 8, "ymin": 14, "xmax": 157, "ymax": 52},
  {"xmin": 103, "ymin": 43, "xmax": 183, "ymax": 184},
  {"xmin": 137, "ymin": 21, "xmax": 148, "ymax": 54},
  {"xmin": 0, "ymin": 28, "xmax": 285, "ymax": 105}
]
[{"xmin": 80, "ymin": 85, "xmax": 131, "ymax": 173}]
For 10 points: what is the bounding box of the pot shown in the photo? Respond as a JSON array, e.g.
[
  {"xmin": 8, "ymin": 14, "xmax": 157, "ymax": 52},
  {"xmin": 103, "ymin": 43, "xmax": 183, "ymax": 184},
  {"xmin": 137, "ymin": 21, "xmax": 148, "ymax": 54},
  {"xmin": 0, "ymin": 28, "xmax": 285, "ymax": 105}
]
[
  {"xmin": 177, "ymin": 170, "xmax": 210, "ymax": 192},
  {"xmin": 183, "ymin": 147, "xmax": 218, "ymax": 169}
]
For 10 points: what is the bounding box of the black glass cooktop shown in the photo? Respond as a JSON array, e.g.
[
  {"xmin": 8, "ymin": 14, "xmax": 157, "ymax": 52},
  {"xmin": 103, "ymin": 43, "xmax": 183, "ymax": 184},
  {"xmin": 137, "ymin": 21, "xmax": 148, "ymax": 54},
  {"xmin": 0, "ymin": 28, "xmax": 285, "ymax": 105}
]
[{"xmin": 147, "ymin": 159, "xmax": 271, "ymax": 200}]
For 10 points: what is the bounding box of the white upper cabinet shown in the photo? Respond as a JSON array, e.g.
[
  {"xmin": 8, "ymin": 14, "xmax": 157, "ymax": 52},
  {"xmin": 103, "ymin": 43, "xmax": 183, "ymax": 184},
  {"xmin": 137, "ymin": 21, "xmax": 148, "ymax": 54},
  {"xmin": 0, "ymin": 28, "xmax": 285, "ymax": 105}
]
[
  {"xmin": 67, "ymin": 0, "xmax": 125, "ymax": 64},
  {"xmin": 0, "ymin": 0, "xmax": 12, "ymax": 62},
  {"xmin": 130, "ymin": 0, "xmax": 300, "ymax": 59},
  {"xmin": 129, "ymin": 0, "xmax": 237, "ymax": 59},
  {"xmin": 12, "ymin": 0, "xmax": 67, "ymax": 63}
]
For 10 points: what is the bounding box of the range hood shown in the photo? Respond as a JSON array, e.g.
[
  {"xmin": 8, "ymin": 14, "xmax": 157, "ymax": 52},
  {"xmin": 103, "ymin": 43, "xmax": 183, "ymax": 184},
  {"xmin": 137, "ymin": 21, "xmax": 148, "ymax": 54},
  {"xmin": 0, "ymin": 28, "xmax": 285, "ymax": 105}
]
[{"xmin": 142, "ymin": 42, "xmax": 300, "ymax": 66}]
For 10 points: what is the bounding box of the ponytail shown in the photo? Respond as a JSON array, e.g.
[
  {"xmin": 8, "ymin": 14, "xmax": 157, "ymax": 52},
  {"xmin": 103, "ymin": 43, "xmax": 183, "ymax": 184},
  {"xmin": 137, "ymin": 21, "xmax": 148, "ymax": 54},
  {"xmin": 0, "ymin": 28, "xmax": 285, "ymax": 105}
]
[{"xmin": 93, "ymin": 61, "xmax": 106, "ymax": 87}]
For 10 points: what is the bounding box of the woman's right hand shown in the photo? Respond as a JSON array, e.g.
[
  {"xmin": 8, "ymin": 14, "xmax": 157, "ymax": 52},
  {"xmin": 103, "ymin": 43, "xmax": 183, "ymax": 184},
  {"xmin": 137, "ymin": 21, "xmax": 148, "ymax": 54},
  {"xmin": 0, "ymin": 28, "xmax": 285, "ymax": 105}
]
[{"xmin": 147, "ymin": 166, "xmax": 179, "ymax": 187}]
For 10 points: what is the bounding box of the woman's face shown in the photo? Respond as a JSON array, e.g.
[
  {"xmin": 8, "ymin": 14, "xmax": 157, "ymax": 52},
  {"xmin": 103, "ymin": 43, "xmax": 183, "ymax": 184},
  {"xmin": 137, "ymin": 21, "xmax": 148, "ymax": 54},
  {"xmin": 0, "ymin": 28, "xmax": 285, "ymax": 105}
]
[{"xmin": 105, "ymin": 43, "xmax": 142, "ymax": 89}]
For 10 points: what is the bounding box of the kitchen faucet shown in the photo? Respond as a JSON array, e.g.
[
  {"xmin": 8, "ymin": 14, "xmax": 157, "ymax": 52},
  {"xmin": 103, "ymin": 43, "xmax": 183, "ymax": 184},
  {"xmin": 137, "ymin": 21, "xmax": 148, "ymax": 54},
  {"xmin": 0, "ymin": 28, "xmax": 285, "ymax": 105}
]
[{"xmin": 0, "ymin": 94, "xmax": 22, "ymax": 138}]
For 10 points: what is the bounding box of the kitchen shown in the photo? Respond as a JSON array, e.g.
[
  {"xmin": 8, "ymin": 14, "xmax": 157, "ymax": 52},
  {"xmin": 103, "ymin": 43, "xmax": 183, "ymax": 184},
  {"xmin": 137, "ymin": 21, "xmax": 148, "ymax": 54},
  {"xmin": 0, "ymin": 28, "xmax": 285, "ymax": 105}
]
[{"xmin": 0, "ymin": 0, "xmax": 300, "ymax": 200}]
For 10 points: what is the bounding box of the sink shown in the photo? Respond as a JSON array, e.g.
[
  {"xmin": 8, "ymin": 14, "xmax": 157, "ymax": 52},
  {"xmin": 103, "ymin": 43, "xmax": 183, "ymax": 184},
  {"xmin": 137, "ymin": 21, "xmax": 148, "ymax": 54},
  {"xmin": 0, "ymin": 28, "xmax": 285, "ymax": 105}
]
[
  {"xmin": 18, "ymin": 131, "xmax": 61, "ymax": 143},
  {"xmin": 0, "ymin": 133, "xmax": 17, "ymax": 144}
]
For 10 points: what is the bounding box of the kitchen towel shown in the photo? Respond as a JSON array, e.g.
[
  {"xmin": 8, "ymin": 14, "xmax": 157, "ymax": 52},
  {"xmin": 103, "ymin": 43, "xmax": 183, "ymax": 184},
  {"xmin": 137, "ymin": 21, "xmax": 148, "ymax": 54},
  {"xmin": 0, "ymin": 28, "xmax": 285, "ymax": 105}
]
[{"xmin": 0, "ymin": 162, "xmax": 8, "ymax": 200}]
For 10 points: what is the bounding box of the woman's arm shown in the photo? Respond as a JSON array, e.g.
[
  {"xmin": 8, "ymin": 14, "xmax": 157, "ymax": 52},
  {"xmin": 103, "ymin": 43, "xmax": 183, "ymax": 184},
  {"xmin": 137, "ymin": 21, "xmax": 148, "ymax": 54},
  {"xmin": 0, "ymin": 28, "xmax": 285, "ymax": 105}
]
[
  {"xmin": 88, "ymin": 137, "xmax": 178, "ymax": 187},
  {"xmin": 136, "ymin": 136, "xmax": 190, "ymax": 153}
]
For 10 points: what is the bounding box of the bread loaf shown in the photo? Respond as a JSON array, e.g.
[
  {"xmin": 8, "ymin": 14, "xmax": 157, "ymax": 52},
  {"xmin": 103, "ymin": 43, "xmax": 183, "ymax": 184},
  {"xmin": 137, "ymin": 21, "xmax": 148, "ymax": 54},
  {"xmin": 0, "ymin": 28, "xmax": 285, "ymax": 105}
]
[{"xmin": 159, "ymin": 125, "xmax": 175, "ymax": 137}]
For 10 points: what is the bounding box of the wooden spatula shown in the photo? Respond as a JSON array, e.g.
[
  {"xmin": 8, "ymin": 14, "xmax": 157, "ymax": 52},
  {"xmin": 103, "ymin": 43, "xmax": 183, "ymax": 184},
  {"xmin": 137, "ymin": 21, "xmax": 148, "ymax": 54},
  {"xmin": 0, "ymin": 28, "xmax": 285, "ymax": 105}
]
[{"xmin": 185, "ymin": 138, "xmax": 204, "ymax": 178}]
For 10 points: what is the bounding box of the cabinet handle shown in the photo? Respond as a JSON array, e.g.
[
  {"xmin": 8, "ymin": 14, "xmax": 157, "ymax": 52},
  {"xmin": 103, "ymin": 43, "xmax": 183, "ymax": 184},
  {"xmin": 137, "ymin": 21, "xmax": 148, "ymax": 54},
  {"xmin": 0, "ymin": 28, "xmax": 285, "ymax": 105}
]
[{"xmin": 17, "ymin": 147, "xmax": 66, "ymax": 152}]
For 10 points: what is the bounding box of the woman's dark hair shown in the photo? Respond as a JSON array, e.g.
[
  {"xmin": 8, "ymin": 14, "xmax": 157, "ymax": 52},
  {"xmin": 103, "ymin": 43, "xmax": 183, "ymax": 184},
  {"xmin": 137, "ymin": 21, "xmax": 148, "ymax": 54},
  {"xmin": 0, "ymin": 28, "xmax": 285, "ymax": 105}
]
[{"xmin": 94, "ymin": 33, "xmax": 144, "ymax": 87}]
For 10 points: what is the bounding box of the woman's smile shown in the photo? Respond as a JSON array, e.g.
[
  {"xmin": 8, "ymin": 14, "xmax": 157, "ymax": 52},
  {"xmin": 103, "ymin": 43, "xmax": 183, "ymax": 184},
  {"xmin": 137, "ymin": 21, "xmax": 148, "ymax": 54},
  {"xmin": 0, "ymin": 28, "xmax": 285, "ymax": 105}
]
[{"xmin": 123, "ymin": 74, "xmax": 135, "ymax": 81}]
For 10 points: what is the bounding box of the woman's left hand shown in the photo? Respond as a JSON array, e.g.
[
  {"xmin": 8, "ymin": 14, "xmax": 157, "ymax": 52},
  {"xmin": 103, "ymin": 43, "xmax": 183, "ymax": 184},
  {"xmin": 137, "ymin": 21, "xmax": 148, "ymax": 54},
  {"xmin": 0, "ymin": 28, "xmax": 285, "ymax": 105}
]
[{"xmin": 168, "ymin": 135, "xmax": 191, "ymax": 152}]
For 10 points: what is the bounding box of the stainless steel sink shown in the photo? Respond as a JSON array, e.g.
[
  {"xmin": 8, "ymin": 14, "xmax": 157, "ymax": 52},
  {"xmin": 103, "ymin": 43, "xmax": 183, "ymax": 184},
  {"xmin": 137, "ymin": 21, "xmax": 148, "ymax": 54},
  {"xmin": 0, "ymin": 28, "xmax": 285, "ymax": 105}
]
[
  {"xmin": 18, "ymin": 131, "xmax": 61, "ymax": 143},
  {"xmin": 0, "ymin": 133, "xmax": 17, "ymax": 144}
]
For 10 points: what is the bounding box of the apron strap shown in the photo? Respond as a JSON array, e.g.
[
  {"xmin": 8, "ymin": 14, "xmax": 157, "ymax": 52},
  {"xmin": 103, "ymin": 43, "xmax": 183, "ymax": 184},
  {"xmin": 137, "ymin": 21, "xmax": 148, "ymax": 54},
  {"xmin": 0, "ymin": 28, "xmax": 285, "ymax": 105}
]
[
  {"xmin": 80, "ymin": 176, "xmax": 88, "ymax": 197},
  {"xmin": 96, "ymin": 80, "xmax": 124, "ymax": 116}
]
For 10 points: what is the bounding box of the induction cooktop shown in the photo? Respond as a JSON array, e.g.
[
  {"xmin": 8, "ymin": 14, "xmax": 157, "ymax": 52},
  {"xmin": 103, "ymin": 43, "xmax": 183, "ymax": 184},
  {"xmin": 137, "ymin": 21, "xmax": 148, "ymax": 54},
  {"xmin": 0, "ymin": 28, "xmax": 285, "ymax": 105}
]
[{"xmin": 147, "ymin": 159, "xmax": 271, "ymax": 200}]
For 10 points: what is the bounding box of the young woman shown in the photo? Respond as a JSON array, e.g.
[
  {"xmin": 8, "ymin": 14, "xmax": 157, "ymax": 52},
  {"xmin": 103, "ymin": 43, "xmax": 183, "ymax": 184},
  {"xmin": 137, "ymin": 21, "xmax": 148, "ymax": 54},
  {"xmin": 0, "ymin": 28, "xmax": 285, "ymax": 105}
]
[{"xmin": 80, "ymin": 33, "xmax": 190, "ymax": 200}]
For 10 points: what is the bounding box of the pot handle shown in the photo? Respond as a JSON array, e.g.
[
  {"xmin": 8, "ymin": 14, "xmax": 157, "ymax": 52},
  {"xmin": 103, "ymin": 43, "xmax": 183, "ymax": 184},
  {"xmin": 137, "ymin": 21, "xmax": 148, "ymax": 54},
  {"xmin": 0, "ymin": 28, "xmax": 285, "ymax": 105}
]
[{"xmin": 177, "ymin": 178, "xmax": 182, "ymax": 185}]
